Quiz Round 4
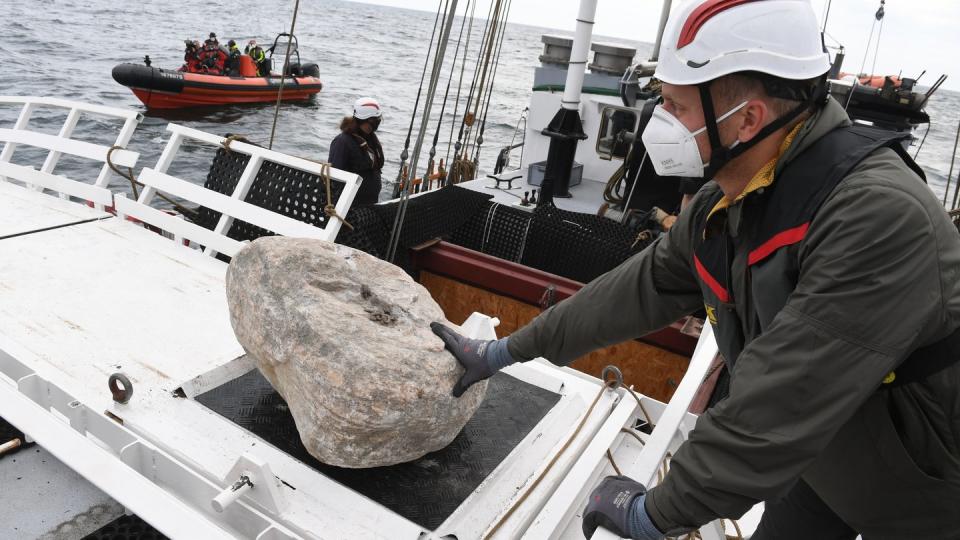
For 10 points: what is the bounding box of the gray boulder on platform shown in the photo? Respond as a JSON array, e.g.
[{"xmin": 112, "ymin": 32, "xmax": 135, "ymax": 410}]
[{"xmin": 225, "ymin": 237, "xmax": 487, "ymax": 468}]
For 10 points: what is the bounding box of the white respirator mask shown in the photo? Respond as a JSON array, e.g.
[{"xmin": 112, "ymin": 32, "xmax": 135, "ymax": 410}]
[{"xmin": 641, "ymin": 101, "xmax": 748, "ymax": 178}]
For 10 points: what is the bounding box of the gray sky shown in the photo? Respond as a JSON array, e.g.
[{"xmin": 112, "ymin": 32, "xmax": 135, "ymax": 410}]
[{"xmin": 351, "ymin": 0, "xmax": 959, "ymax": 91}]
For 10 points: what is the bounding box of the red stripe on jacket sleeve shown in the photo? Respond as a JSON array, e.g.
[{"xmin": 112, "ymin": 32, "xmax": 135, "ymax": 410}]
[
  {"xmin": 694, "ymin": 254, "xmax": 730, "ymax": 303},
  {"xmin": 748, "ymin": 223, "xmax": 810, "ymax": 266}
]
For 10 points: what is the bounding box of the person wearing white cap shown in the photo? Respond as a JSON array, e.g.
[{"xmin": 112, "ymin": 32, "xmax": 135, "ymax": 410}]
[{"xmin": 328, "ymin": 98, "xmax": 385, "ymax": 206}]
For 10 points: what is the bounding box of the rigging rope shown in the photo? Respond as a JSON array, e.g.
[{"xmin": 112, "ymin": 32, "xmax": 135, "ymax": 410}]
[
  {"xmin": 386, "ymin": 0, "xmax": 461, "ymax": 262},
  {"xmin": 445, "ymin": 0, "xmax": 478, "ymax": 178},
  {"xmin": 869, "ymin": 9, "xmax": 885, "ymax": 79},
  {"xmin": 392, "ymin": 0, "xmax": 446, "ymax": 198},
  {"xmin": 106, "ymin": 145, "xmax": 199, "ymax": 221},
  {"xmin": 268, "ymin": 0, "xmax": 301, "ymax": 150},
  {"xmin": 947, "ymin": 115, "xmax": 960, "ymax": 208},
  {"xmin": 460, "ymin": 0, "xmax": 503, "ymax": 169},
  {"xmin": 320, "ymin": 162, "xmax": 353, "ymax": 230},
  {"xmin": 471, "ymin": 0, "xmax": 513, "ymax": 166},
  {"xmin": 483, "ymin": 378, "xmax": 617, "ymax": 539},
  {"xmin": 448, "ymin": 0, "xmax": 497, "ymax": 184},
  {"xmin": 856, "ymin": 0, "xmax": 884, "ymax": 79},
  {"xmin": 425, "ymin": 0, "xmax": 473, "ymax": 192}
]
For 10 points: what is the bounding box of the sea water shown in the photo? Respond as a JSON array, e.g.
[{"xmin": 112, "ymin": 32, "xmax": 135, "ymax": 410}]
[{"xmin": 0, "ymin": 0, "xmax": 957, "ymax": 203}]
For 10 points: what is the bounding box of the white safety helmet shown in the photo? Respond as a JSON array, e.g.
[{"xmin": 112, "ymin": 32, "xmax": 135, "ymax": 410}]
[
  {"xmin": 655, "ymin": 0, "xmax": 831, "ymax": 85},
  {"xmin": 353, "ymin": 98, "xmax": 383, "ymax": 120},
  {"xmin": 643, "ymin": 0, "xmax": 831, "ymax": 180}
]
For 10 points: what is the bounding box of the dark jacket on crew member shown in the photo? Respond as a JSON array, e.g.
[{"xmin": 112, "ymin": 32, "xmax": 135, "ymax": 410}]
[
  {"xmin": 245, "ymin": 43, "xmax": 267, "ymax": 76},
  {"xmin": 508, "ymin": 96, "xmax": 960, "ymax": 539},
  {"xmin": 328, "ymin": 117, "xmax": 384, "ymax": 206}
]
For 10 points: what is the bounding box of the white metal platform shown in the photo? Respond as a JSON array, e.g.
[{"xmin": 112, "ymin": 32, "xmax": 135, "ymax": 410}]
[
  {"xmin": 0, "ymin": 96, "xmax": 141, "ymax": 238},
  {"xmin": 0, "ymin": 97, "xmax": 750, "ymax": 540}
]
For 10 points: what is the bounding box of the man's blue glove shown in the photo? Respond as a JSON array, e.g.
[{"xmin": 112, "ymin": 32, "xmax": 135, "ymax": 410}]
[
  {"xmin": 430, "ymin": 322, "xmax": 518, "ymax": 397},
  {"xmin": 583, "ymin": 476, "xmax": 664, "ymax": 540}
]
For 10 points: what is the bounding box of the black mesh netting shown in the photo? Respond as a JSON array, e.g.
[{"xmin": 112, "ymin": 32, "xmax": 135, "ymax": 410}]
[
  {"xmin": 450, "ymin": 201, "xmax": 654, "ymax": 283},
  {"xmin": 196, "ymin": 146, "xmax": 655, "ymax": 281},
  {"xmin": 335, "ymin": 185, "xmax": 493, "ymax": 268},
  {"xmin": 196, "ymin": 147, "xmax": 346, "ymax": 242}
]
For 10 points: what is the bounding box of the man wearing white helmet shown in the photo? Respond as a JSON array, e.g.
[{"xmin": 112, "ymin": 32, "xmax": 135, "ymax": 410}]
[
  {"xmin": 431, "ymin": 0, "xmax": 960, "ymax": 538},
  {"xmin": 329, "ymin": 98, "xmax": 385, "ymax": 206}
]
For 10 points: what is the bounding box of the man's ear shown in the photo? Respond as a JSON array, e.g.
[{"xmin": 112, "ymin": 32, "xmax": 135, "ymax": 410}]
[{"xmin": 737, "ymin": 99, "xmax": 770, "ymax": 144}]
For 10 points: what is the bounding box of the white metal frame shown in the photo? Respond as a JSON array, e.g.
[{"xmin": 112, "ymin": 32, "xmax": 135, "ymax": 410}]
[
  {"xmin": 0, "ymin": 96, "xmax": 142, "ymax": 208},
  {"xmin": 114, "ymin": 123, "xmax": 361, "ymax": 258},
  {"xmin": 524, "ymin": 325, "xmax": 727, "ymax": 540}
]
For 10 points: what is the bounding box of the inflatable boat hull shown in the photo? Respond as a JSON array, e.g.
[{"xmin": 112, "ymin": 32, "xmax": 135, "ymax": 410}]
[{"xmin": 112, "ymin": 64, "xmax": 323, "ymax": 109}]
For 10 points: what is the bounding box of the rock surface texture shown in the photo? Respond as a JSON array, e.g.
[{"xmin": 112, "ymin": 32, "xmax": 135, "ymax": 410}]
[{"xmin": 225, "ymin": 237, "xmax": 487, "ymax": 468}]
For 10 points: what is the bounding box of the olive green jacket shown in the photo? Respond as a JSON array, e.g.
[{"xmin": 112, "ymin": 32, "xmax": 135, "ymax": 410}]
[{"xmin": 508, "ymin": 98, "xmax": 960, "ymax": 538}]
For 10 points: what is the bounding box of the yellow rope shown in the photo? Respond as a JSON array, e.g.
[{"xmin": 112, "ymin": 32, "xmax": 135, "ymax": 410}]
[
  {"xmin": 106, "ymin": 145, "xmax": 199, "ymax": 221},
  {"xmin": 484, "ymin": 379, "xmax": 617, "ymax": 539},
  {"xmin": 321, "ymin": 162, "xmax": 353, "ymax": 231},
  {"xmin": 220, "ymin": 134, "xmax": 252, "ymax": 153}
]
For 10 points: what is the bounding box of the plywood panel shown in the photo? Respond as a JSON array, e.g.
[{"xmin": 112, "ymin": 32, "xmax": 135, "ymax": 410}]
[{"xmin": 420, "ymin": 272, "xmax": 689, "ymax": 402}]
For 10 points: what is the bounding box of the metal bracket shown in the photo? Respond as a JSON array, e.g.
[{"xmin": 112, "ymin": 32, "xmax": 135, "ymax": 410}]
[{"xmin": 216, "ymin": 452, "xmax": 288, "ymax": 515}]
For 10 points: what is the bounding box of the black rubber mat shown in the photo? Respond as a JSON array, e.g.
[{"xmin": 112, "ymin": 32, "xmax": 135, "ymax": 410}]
[
  {"xmin": 196, "ymin": 369, "xmax": 561, "ymax": 530},
  {"xmin": 82, "ymin": 514, "xmax": 167, "ymax": 540}
]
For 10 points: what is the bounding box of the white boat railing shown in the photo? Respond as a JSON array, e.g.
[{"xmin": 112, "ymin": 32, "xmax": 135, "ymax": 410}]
[
  {"xmin": 117, "ymin": 123, "xmax": 362, "ymax": 258},
  {"xmin": 0, "ymin": 96, "xmax": 142, "ymax": 209},
  {"xmin": 525, "ymin": 325, "xmax": 726, "ymax": 540},
  {"xmin": 595, "ymin": 325, "xmax": 724, "ymax": 540}
]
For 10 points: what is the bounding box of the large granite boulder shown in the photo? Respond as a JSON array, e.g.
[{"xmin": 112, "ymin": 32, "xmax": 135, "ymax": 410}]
[{"xmin": 225, "ymin": 237, "xmax": 487, "ymax": 468}]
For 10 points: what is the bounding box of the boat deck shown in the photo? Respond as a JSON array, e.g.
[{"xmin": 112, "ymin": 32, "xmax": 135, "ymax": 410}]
[
  {"xmin": 458, "ymin": 171, "xmax": 608, "ymax": 216},
  {"xmin": 0, "ymin": 96, "xmax": 742, "ymax": 540},
  {"xmin": 0, "ymin": 180, "xmax": 110, "ymax": 239}
]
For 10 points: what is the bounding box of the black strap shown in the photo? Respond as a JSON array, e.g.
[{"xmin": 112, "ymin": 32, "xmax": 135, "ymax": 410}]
[
  {"xmin": 885, "ymin": 326, "xmax": 960, "ymax": 387},
  {"xmin": 698, "ymin": 80, "xmax": 828, "ymax": 180}
]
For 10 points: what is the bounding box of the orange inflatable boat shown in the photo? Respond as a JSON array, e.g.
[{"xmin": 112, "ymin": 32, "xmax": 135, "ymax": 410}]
[
  {"xmin": 113, "ymin": 33, "xmax": 323, "ymax": 109},
  {"xmin": 112, "ymin": 62, "xmax": 322, "ymax": 109}
]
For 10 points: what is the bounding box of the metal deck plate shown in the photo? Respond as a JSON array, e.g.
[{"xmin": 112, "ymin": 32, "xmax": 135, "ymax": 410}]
[{"xmin": 196, "ymin": 369, "xmax": 561, "ymax": 531}]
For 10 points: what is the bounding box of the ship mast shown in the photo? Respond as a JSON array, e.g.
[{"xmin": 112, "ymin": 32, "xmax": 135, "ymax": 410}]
[
  {"xmin": 649, "ymin": 0, "xmax": 673, "ymax": 61},
  {"xmin": 537, "ymin": 0, "xmax": 598, "ymax": 205}
]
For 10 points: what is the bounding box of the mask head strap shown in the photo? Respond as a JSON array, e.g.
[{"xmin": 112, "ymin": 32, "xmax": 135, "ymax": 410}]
[{"xmin": 697, "ymin": 76, "xmax": 828, "ymax": 179}]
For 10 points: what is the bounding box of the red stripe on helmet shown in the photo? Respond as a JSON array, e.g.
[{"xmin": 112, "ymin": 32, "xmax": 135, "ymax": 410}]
[
  {"xmin": 677, "ymin": 0, "xmax": 764, "ymax": 49},
  {"xmin": 360, "ymin": 102, "xmax": 380, "ymax": 109}
]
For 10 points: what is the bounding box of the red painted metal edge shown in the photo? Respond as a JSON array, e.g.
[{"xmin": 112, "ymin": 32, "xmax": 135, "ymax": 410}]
[
  {"xmin": 410, "ymin": 241, "xmax": 698, "ymax": 356},
  {"xmin": 410, "ymin": 240, "xmax": 581, "ymax": 305}
]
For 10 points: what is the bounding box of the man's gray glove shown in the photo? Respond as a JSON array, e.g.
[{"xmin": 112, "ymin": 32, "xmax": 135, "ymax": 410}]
[
  {"xmin": 430, "ymin": 322, "xmax": 517, "ymax": 397},
  {"xmin": 583, "ymin": 476, "xmax": 664, "ymax": 540}
]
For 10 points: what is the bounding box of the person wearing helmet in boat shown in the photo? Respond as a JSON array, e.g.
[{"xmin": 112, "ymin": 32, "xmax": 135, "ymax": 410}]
[
  {"xmin": 179, "ymin": 39, "xmax": 201, "ymax": 73},
  {"xmin": 200, "ymin": 38, "xmax": 227, "ymax": 75},
  {"xmin": 225, "ymin": 39, "xmax": 241, "ymax": 76},
  {"xmin": 328, "ymin": 98, "xmax": 385, "ymax": 206},
  {"xmin": 433, "ymin": 1, "xmax": 960, "ymax": 539},
  {"xmin": 245, "ymin": 39, "xmax": 268, "ymax": 77}
]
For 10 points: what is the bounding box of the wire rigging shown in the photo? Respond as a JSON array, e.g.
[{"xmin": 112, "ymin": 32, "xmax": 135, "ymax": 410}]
[
  {"xmin": 268, "ymin": 0, "xmax": 302, "ymax": 150},
  {"xmin": 445, "ymin": 0, "xmax": 478, "ymax": 177},
  {"xmin": 424, "ymin": 0, "xmax": 474, "ymax": 192},
  {"xmin": 386, "ymin": 0, "xmax": 462, "ymax": 262},
  {"xmin": 471, "ymin": 0, "xmax": 513, "ymax": 166},
  {"xmin": 391, "ymin": 0, "xmax": 446, "ymax": 198}
]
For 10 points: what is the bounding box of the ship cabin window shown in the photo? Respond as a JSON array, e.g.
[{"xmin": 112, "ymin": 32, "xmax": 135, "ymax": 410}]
[{"xmin": 596, "ymin": 106, "xmax": 638, "ymax": 160}]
